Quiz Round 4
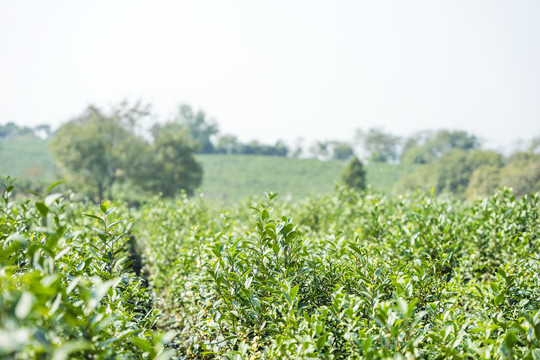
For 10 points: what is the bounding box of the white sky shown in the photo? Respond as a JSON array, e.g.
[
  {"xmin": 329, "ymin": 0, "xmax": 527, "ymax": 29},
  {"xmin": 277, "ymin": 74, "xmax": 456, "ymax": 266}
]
[{"xmin": 1, "ymin": 1, "xmax": 539, "ymax": 150}]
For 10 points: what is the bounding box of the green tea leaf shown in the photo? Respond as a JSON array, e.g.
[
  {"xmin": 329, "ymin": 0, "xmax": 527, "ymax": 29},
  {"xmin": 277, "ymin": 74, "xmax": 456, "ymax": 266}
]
[{"xmin": 35, "ymin": 201, "xmax": 49, "ymax": 217}]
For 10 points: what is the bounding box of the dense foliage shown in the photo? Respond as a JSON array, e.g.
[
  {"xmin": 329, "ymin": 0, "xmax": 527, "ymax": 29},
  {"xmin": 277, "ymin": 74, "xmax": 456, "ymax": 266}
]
[
  {"xmin": 0, "ymin": 178, "xmax": 171, "ymax": 358},
  {"xmin": 341, "ymin": 156, "xmax": 367, "ymax": 191},
  {"xmin": 2, "ymin": 173, "xmax": 540, "ymax": 359},
  {"xmin": 396, "ymin": 149, "xmax": 540, "ymax": 199},
  {"xmin": 134, "ymin": 186, "xmax": 540, "ymax": 359},
  {"xmin": 49, "ymin": 104, "xmax": 203, "ymax": 201}
]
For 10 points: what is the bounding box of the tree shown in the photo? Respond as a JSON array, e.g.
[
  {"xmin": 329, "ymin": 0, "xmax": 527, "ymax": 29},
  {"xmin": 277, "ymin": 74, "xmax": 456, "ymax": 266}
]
[
  {"xmin": 215, "ymin": 134, "xmax": 241, "ymax": 154},
  {"xmin": 466, "ymin": 149, "xmax": 503, "ymax": 169},
  {"xmin": 401, "ymin": 130, "xmax": 480, "ymax": 164},
  {"xmin": 401, "ymin": 145, "xmax": 434, "ymax": 164},
  {"xmin": 136, "ymin": 123, "xmax": 203, "ymax": 197},
  {"xmin": 51, "ymin": 103, "xmax": 205, "ymax": 201},
  {"xmin": 273, "ymin": 140, "xmax": 289, "ymax": 157},
  {"xmin": 401, "ymin": 131, "xmax": 435, "ymax": 164},
  {"xmin": 393, "ymin": 165, "xmax": 438, "ymax": 194},
  {"xmin": 499, "ymin": 152, "xmax": 540, "ymax": 197},
  {"xmin": 309, "ymin": 141, "xmax": 331, "ymax": 160},
  {"xmin": 171, "ymin": 104, "xmax": 219, "ymax": 153},
  {"xmin": 396, "ymin": 148, "xmax": 504, "ymax": 198},
  {"xmin": 356, "ymin": 128, "xmax": 400, "ymax": 163},
  {"xmin": 432, "ymin": 130, "xmax": 479, "ymax": 154},
  {"xmin": 434, "ymin": 149, "xmax": 472, "ymax": 195},
  {"xmin": 0, "ymin": 122, "xmax": 34, "ymax": 138},
  {"xmin": 435, "ymin": 149, "xmax": 503, "ymax": 196},
  {"xmin": 340, "ymin": 156, "xmax": 366, "ymax": 190},
  {"xmin": 33, "ymin": 124, "xmax": 52, "ymax": 139},
  {"xmin": 50, "ymin": 105, "xmax": 140, "ymax": 203},
  {"xmin": 527, "ymin": 135, "xmax": 540, "ymax": 154},
  {"xmin": 241, "ymin": 140, "xmax": 263, "ymax": 155},
  {"xmin": 465, "ymin": 165, "xmax": 502, "ymax": 200},
  {"xmin": 329, "ymin": 141, "xmax": 354, "ymax": 160}
]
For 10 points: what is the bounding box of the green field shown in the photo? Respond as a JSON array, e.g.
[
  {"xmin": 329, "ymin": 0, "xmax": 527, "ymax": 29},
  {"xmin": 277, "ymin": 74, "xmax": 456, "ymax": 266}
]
[
  {"xmin": 197, "ymin": 154, "xmax": 346, "ymax": 202},
  {"xmin": 198, "ymin": 155, "xmax": 419, "ymax": 202},
  {"xmin": 3, "ymin": 182, "xmax": 539, "ymax": 359},
  {"xmin": 0, "ymin": 135, "xmax": 57, "ymax": 181},
  {"xmin": 1, "ymin": 136, "xmax": 419, "ymax": 201}
]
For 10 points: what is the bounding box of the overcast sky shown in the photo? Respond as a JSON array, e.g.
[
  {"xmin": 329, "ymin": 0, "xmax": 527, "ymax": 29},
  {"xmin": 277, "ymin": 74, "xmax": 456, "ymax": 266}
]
[{"xmin": 1, "ymin": 1, "xmax": 539, "ymax": 150}]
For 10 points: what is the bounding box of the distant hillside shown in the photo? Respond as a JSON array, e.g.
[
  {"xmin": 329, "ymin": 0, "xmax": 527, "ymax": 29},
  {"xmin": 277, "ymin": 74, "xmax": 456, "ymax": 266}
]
[
  {"xmin": 0, "ymin": 136, "xmax": 419, "ymax": 201},
  {"xmin": 196, "ymin": 154, "xmax": 344, "ymax": 202},
  {"xmin": 196, "ymin": 154, "xmax": 419, "ymax": 202},
  {"xmin": 0, "ymin": 135, "xmax": 57, "ymax": 181}
]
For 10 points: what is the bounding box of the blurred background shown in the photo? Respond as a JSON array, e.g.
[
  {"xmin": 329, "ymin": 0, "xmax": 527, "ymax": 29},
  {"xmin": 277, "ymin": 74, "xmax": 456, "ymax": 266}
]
[{"xmin": 1, "ymin": 1, "xmax": 539, "ymax": 202}]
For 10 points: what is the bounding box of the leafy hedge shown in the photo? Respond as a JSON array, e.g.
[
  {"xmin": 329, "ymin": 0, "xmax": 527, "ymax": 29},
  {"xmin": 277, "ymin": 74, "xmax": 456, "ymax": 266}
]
[
  {"xmin": 3, "ymin": 177, "xmax": 540, "ymax": 359},
  {"xmin": 137, "ymin": 187, "xmax": 540, "ymax": 359},
  {"xmin": 0, "ymin": 178, "xmax": 171, "ymax": 359}
]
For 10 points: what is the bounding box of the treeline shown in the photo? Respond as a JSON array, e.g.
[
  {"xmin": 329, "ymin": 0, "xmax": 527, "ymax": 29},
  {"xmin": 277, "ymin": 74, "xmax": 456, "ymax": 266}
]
[
  {"xmin": 161, "ymin": 104, "xmax": 288, "ymax": 157},
  {"xmin": 0, "ymin": 122, "xmax": 52, "ymax": 139},
  {"xmin": 2, "ymin": 101, "xmax": 539, "ymax": 201},
  {"xmin": 2, "ymin": 102, "xmax": 290, "ymax": 202},
  {"xmin": 310, "ymin": 128, "xmax": 540, "ymax": 199},
  {"xmin": 1, "ymin": 105, "xmax": 291, "ymax": 157},
  {"xmin": 375, "ymin": 129, "xmax": 540, "ymax": 199},
  {"xmin": 195, "ymin": 110, "xmax": 540, "ymax": 200},
  {"xmin": 395, "ymin": 145, "xmax": 540, "ymax": 199}
]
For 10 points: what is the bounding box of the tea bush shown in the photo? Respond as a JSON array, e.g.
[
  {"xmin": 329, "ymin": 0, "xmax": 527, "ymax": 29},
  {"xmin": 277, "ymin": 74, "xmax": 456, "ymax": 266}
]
[
  {"xmin": 0, "ymin": 178, "xmax": 172, "ymax": 359},
  {"xmin": 3, "ymin": 176, "xmax": 540, "ymax": 359},
  {"xmin": 137, "ymin": 187, "xmax": 540, "ymax": 359}
]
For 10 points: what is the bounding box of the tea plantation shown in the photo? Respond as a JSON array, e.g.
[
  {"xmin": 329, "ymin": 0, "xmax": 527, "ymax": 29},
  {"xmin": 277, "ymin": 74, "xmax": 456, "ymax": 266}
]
[
  {"xmin": 2, "ymin": 181, "xmax": 540, "ymax": 359},
  {"xmin": 0, "ymin": 135, "xmax": 420, "ymax": 201}
]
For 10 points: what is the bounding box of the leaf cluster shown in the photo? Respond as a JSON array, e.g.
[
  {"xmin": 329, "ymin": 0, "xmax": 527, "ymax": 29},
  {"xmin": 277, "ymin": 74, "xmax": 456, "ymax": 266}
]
[
  {"xmin": 0, "ymin": 178, "xmax": 172, "ymax": 359},
  {"xmin": 136, "ymin": 186, "xmax": 540, "ymax": 359}
]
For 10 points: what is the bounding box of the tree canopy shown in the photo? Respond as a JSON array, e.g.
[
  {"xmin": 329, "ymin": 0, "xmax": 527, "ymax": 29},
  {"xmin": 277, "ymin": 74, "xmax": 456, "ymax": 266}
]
[
  {"xmin": 140, "ymin": 123, "xmax": 202, "ymax": 197},
  {"xmin": 50, "ymin": 106, "xmax": 136, "ymax": 202},
  {"xmin": 171, "ymin": 104, "xmax": 219, "ymax": 153},
  {"xmin": 401, "ymin": 130, "xmax": 480, "ymax": 164},
  {"xmin": 50, "ymin": 103, "xmax": 203, "ymax": 202},
  {"xmin": 340, "ymin": 156, "xmax": 366, "ymax": 190},
  {"xmin": 356, "ymin": 128, "xmax": 400, "ymax": 163}
]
